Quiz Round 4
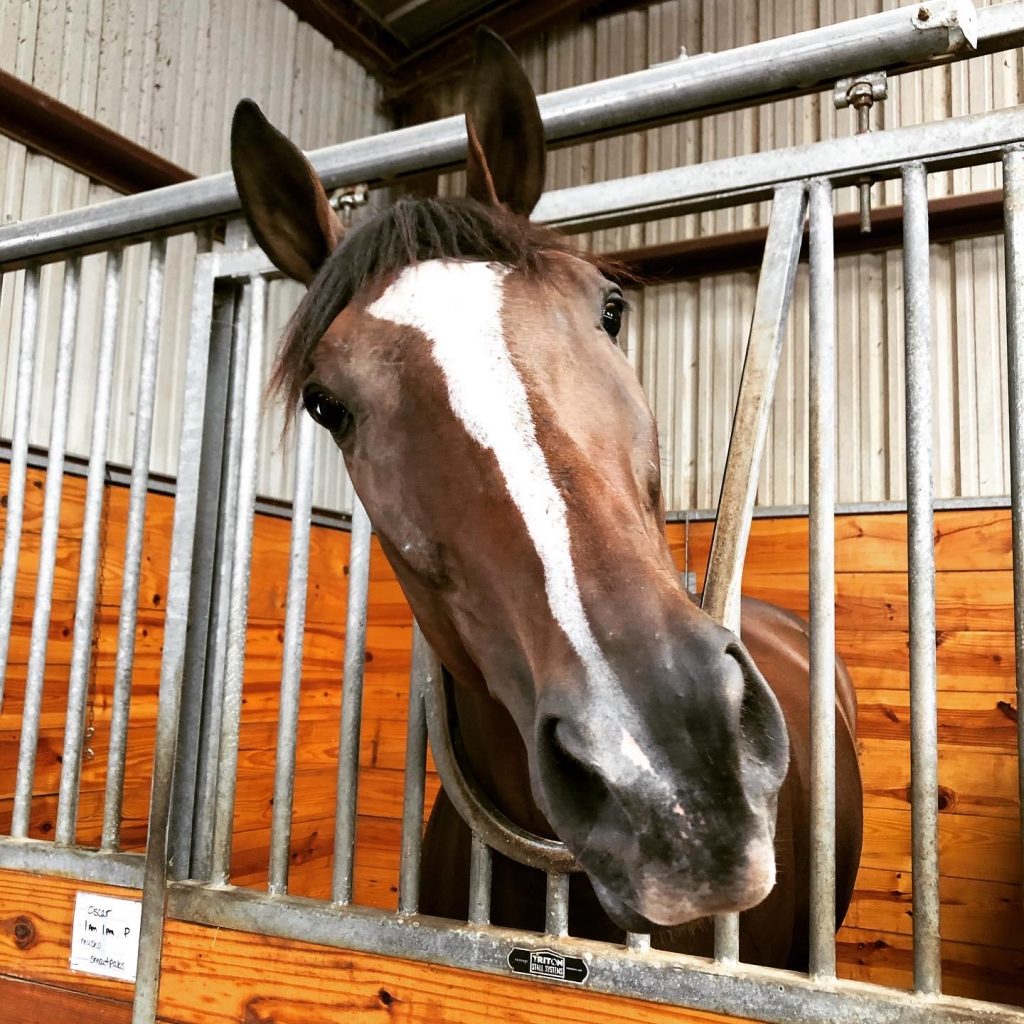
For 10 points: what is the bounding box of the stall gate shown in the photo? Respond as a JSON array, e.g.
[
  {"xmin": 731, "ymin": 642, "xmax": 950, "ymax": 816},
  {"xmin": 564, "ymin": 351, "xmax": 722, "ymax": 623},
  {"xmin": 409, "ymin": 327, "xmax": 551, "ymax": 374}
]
[{"xmin": 1, "ymin": 3, "xmax": 1024, "ymax": 1023}]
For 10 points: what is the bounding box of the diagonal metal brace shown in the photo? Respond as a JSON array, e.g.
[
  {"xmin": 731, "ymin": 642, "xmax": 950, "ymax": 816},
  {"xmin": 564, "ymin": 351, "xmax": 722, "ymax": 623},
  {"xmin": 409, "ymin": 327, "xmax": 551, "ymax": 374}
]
[
  {"xmin": 702, "ymin": 183, "xmax": 808, "ymax": 635},
  {"xmin": 701, "ymin": 182, "xmax": 808, "ymax": 964}
]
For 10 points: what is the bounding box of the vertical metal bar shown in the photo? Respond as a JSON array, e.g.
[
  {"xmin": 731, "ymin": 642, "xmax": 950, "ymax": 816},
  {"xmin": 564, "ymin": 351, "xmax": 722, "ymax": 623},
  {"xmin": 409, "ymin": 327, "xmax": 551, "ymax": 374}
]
[
  {"xmin": 168, "ymin": 273, "xmax": 239, "ymax": 881},
  {"xmin": 54, "ymin": 249, "xmax": 122, "ymax": 846},
  {"xmin": 714, "ymin": 913, "xmax": 741, "ymax": 964},
  {"xmin": 808, "ymin": 179, "xmax": 837, "ymax": 979},
  {"xmin": 131, "ymin": 252, "xmax": 217, "ymax": 1024},
  {"xmin": 545, "ymin": 871, "xmax": 569, "ymax": 937},
  {"xmin": 467, "ymin": 833, "xmax": 492, "ymax": 925},
  {"xmin": 902, "ymin": 161, "xmax": 942, "ymax": 996},
  {"xmin": 188, "ymin": 283, "xmax": 252, "ymax": 881},
  {"xmin": 398, "ymin": 622, "xmax": 430, "ymax": 915},
  {"xmin": 1003, "ymin": 146, "xmax": 1024, "ymax": 901},
  {"xmin": 702, "ymin": 183, "xmax": 808, "ymax": 963},
  {"xmin": 331, "ymin": 497, "xmax": 373, "ymax": 904},
  {"xmin": 267, "ymin": 414, "xmax": 316, "ymax": 895},
  {"xmin": 0, "ymin": 264, "xmax": 40, "ymax": 711},
  {"xmin": 210, "ymin": 275, "xmax": 266, "ymax": 886},
  {"xmin": 11, "ymin": 258, "xmax": 80, "ymax": 838},
  {"xmin": 98, "ymin": 239, "xmax": 166, "ymax": 849}
]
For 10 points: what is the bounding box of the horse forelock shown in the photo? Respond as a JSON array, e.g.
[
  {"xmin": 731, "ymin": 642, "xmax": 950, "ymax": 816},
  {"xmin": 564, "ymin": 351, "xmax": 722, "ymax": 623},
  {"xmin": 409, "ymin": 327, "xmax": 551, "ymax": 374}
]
[{"xmin": 269, "ymin": 196, "xmax": 594, "ymax": 420}]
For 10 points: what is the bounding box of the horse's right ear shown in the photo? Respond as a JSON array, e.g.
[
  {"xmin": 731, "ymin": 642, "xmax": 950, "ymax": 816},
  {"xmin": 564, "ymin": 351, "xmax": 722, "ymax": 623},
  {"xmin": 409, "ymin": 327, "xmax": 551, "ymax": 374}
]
[
  {"xmin": 465, "ymin": 30, "xmax": 546, "ymax": 216},
  {"xmin": 230, "ymin": 99, "xmax": 343, "ymax": 285}
]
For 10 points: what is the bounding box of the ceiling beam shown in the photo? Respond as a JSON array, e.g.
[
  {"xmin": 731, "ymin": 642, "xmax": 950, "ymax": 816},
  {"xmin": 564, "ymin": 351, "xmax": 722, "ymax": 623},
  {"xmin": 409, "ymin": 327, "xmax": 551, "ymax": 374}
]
[
  {"xmin": 276, "ymin": 0, "xmax": 647, "ymax": 101},
  {"xmin": 0, "ymin": 70, "xmax": 193, "ymax": 196},
  {"xmin": 277, "ymin": 0, "xmax": 412, "ymax": 81},
  {"xmin": 604, "ymin": 190, "xmax": 1006, "ymax": 285}
]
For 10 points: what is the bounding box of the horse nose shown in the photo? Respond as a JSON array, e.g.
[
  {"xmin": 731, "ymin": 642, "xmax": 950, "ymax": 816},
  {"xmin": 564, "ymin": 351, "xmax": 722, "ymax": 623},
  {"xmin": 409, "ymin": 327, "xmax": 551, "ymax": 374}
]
[{"xmin": 529, "ymin": 632, "xmax": 789, "ymax": 858}]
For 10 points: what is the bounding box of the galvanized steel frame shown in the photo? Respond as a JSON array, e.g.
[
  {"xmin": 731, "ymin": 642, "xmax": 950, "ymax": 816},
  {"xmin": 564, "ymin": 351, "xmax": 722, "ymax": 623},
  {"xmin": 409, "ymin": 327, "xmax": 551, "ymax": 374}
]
[{"xmin": 1, "ymin": 1, "xmax": 1021, "ymax": 270}]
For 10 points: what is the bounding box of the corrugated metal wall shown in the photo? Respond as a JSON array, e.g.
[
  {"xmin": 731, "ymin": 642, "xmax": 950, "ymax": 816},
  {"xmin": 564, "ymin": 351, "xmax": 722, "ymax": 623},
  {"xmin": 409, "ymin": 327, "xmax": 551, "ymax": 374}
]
[
  {"xmin": 433, "ymin": 0, "xmax": 1019, "ymax": 509},
  {"xmin": 2, "ymin": 0, "xmax": 1019, "ymax": 512},
  {"xmin": 0, "ymin": 0, "xmax": 387, "ymax": 512}
]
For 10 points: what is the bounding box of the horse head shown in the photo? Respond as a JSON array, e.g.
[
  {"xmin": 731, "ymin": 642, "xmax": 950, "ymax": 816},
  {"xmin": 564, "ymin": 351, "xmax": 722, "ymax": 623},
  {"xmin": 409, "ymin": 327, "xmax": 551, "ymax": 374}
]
[{"xmin": 230, "ymin": 31, "xmax": 789, "ymax": 932}]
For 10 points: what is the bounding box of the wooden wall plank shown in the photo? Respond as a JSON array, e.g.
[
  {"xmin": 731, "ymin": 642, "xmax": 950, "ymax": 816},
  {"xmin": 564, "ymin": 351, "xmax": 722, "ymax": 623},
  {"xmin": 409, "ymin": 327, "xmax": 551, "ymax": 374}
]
[
  {"xmin": 836, "ymin": 926, "xmax": 1024, "ymax": 1008},
  {"xmin": 158, "ymin": 916, "xmax": 757, "ymax": 1024},
  {"xmin": 1, "ymin": 465, "xmax": 1021, "ymax": 1005},
  {"xmin": 0, "ymin": 870, "xmax": 763, "ymax": 1024},
  {"xmin": 0, "ymin": 870, "xmax": 138, "ymax": 1000},
  {"xmin": 0, "ymin": 975, "xmax": 132, "ymax": 1024}
]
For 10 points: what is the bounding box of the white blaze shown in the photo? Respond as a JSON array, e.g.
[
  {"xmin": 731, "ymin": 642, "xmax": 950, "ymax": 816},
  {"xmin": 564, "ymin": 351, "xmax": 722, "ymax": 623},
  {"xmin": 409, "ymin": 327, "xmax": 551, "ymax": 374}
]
[
  {"xmin": 367, "ymin": 260, "xmax": 618, "ymax": 692},
  {"xmin": 620, "ymin": 728, "xmax": 655, "ymax": 776}
]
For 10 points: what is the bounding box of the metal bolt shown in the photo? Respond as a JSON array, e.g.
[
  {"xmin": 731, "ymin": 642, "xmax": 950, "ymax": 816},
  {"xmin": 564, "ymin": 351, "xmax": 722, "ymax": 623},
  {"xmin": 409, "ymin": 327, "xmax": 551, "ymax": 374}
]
[{"xmin": 834, "ymin": 72, "xmax": 888, "ymax": 233}]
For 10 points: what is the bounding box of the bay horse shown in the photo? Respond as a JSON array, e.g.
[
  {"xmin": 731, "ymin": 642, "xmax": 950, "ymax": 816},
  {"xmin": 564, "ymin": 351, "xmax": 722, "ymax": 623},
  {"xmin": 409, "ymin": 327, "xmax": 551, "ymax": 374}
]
[{"xmin": 229, "ymin": 31, "xmax": 862, "ymax": 969}]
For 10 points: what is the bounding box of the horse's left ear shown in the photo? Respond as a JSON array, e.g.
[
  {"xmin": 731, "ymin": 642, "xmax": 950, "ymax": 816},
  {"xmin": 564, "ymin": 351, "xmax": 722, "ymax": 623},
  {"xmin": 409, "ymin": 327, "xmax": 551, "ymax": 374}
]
[
  {"xmin": 465, "ymin": 30, "xmax": 546, "ymax": 216},
  {"xmin": 230, "ymin": 99, "xmax": 343, "ymax": 284}
]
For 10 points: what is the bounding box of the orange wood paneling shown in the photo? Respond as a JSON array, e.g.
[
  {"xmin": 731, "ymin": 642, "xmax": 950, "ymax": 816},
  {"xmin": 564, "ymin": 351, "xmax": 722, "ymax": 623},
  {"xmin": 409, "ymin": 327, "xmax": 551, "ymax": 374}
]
[{"xmin": 1, "ymin": 462, "xmax": 1021, "ymax": 1005}]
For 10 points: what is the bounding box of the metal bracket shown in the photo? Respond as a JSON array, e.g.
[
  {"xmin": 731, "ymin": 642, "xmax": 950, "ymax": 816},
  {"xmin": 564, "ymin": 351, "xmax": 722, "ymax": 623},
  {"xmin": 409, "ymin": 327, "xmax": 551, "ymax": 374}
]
[
  {"xmin": 834, "ymin": 71, "xmax": 888, "ymax": 233},
  {"xmin": 330, "ymin": 183, "xmax": 369, "ymax": 228},
  {"xmin": 911, "ymin": 0, "xmax": 979, "ymax": 51}
]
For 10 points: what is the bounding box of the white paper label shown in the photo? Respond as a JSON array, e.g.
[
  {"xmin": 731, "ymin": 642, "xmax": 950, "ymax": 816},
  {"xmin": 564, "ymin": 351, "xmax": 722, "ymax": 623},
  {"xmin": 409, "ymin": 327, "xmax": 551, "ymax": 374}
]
[{"xmin": 69, "ymin": 892, "xmax": 142, "ymax": 983}]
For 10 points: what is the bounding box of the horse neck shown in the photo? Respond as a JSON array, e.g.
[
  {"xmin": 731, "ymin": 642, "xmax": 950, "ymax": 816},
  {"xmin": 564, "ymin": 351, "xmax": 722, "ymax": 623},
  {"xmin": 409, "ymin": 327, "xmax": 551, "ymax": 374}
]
[{"xmin": 448, "ymin": 671, "xmax": 555, "ymax": 839}]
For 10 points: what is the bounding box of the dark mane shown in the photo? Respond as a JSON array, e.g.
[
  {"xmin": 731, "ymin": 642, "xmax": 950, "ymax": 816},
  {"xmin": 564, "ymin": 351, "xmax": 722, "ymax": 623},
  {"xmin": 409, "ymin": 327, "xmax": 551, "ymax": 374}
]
[{"xmin": 270, "ymin": 195, "xmax": 586, "ymax": 413}]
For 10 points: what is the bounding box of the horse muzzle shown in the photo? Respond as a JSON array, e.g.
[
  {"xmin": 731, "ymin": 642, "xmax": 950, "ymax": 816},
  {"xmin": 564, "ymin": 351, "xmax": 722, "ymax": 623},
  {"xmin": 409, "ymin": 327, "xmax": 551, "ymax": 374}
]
[{"xmin": 527, "ymin": 629, "xmax": 790, "ymax": 930}]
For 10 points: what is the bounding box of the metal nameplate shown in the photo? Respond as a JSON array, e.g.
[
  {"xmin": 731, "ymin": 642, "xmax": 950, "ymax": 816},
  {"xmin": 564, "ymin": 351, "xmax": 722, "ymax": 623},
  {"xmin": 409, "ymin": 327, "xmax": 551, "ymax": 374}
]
[{"xmin": 507, "ymin": 946, "xmax": 590, "ymax": 984}]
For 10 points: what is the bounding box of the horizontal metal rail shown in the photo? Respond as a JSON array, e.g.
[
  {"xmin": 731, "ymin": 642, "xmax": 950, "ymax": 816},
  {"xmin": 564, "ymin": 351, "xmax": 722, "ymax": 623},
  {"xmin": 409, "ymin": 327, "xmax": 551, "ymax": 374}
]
[
  {"xmin": 536, "ymin": 104, "xmax": 1024, "ymax": 231},
  {"xmin": 0, "ymin": 838, "xmax": 144, "ymax": 887},
  {"xmin": 4, "ymin": 0, "xmax": 1021, "ymax": 267},
  {"xmin": 165, "ymin": 882, "xmax": 1024, "ymax": 1024}
]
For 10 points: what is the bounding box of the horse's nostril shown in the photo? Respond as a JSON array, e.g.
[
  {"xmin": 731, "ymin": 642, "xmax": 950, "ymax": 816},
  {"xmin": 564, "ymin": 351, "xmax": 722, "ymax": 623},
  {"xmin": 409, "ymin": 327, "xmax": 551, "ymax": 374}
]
[
  {"xmin": 540, "ymin": 718, "xmax": 610, "ymax": 824},
  {"xmin": 731, "ymin": 646, "xmax": 790, "ymax": 787}
]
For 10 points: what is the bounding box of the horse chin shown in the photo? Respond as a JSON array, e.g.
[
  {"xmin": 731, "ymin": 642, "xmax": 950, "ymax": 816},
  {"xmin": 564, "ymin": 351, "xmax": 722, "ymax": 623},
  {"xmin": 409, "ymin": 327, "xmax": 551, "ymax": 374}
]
[
  {"xmin": 587, "ymin": 847, "xmax": 777, "ymax": 931},
  {"xmin": 588, "ymin": 877, "xmax": 661, "ymax": 933}
]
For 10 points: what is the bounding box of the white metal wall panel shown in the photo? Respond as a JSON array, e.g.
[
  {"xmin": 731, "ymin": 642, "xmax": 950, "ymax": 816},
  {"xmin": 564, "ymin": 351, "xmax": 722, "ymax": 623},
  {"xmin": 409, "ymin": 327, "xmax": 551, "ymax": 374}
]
[
  {"xmin": 3, "ymin": 0, "xmax": 1019, "ymax": 512},
  {"xmin": 0, "ymin": 0, "xmax": 388, "ymax": 513},
  {"xmin": 632, "ymin": 228, "xmax": 1011, "ymax": 511}
]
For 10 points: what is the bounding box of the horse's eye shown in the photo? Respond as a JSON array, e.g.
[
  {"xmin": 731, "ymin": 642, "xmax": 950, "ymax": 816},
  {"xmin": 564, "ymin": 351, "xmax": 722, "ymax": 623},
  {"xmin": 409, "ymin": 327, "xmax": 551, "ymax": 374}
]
[
  {"xmin": 302, "ymin": 386, "xmax": 350, "ymax": 433},
  {"xmin": 602, "ymin": 296, "xmax": 624, "ymax": 339}
]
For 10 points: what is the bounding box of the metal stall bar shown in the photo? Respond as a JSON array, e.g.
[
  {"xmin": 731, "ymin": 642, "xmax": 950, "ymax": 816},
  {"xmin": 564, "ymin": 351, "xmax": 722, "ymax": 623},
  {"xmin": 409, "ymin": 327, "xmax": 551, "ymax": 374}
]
[
  {"xmin": 807, "ymin": 180, "xmax": 837, "ymax": 978},
  {"xmin": 96, "ymin": 239, "xmax": 167, "ymax": 848},
  {"xmin": 268, "ymin": 414, "xmax": 317, "ymax": 895},
  {"xmin": 0, "ymin": 0, "xmax": 993, "ymax": 269},
  {"xmin": 189, "ymin": 281, "xmax": 253, "ymax": 881},
  {"xmin": 11, "ymin": 258, "xmax": 81, "ymax": 838},
  {"xmin": 0, "ymin": 264, "xmax": 39, "ymax": 711},
  {"xmin": 210, "ymin": 275, "xmax": 267, "ymax": 886},
  {"xmin": 701, "ymin": 183, "xmax": 807, "ymax": 961},
  {"xmin": 130, "ymin": 251, "xmax": 217, "ymax": 1024},
  {"xmin": 902, "ymin": 162, "xmax": 942, "ymax": 996},
  {"xmin": 54, "ymin": 248, "xmax": 123, "ymax": 846},
  {"xmin": 398, "ymin": 623, "xmax": 431, "ymax": 915},
  {"xmin": 467, "ymin": 833, "xmax": 492, "ymax": 925},
  {"xmin": 332, "ymin": 497, "xmax": 373, "ymax": 904},
  {"xmin": 545, "ymin": 872, "xmax": 570, "ymax": 937},
  {"xmin": 537, "ymin": 105, "xmax": 1024, "ymax": 234},
  {"xmin": 1003, "ymin": 146, "xmax": 1024, "ymax": 896},
  {"xmin": 167, "ymin": 273, "xmax": 240, "ymax": 881}
]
